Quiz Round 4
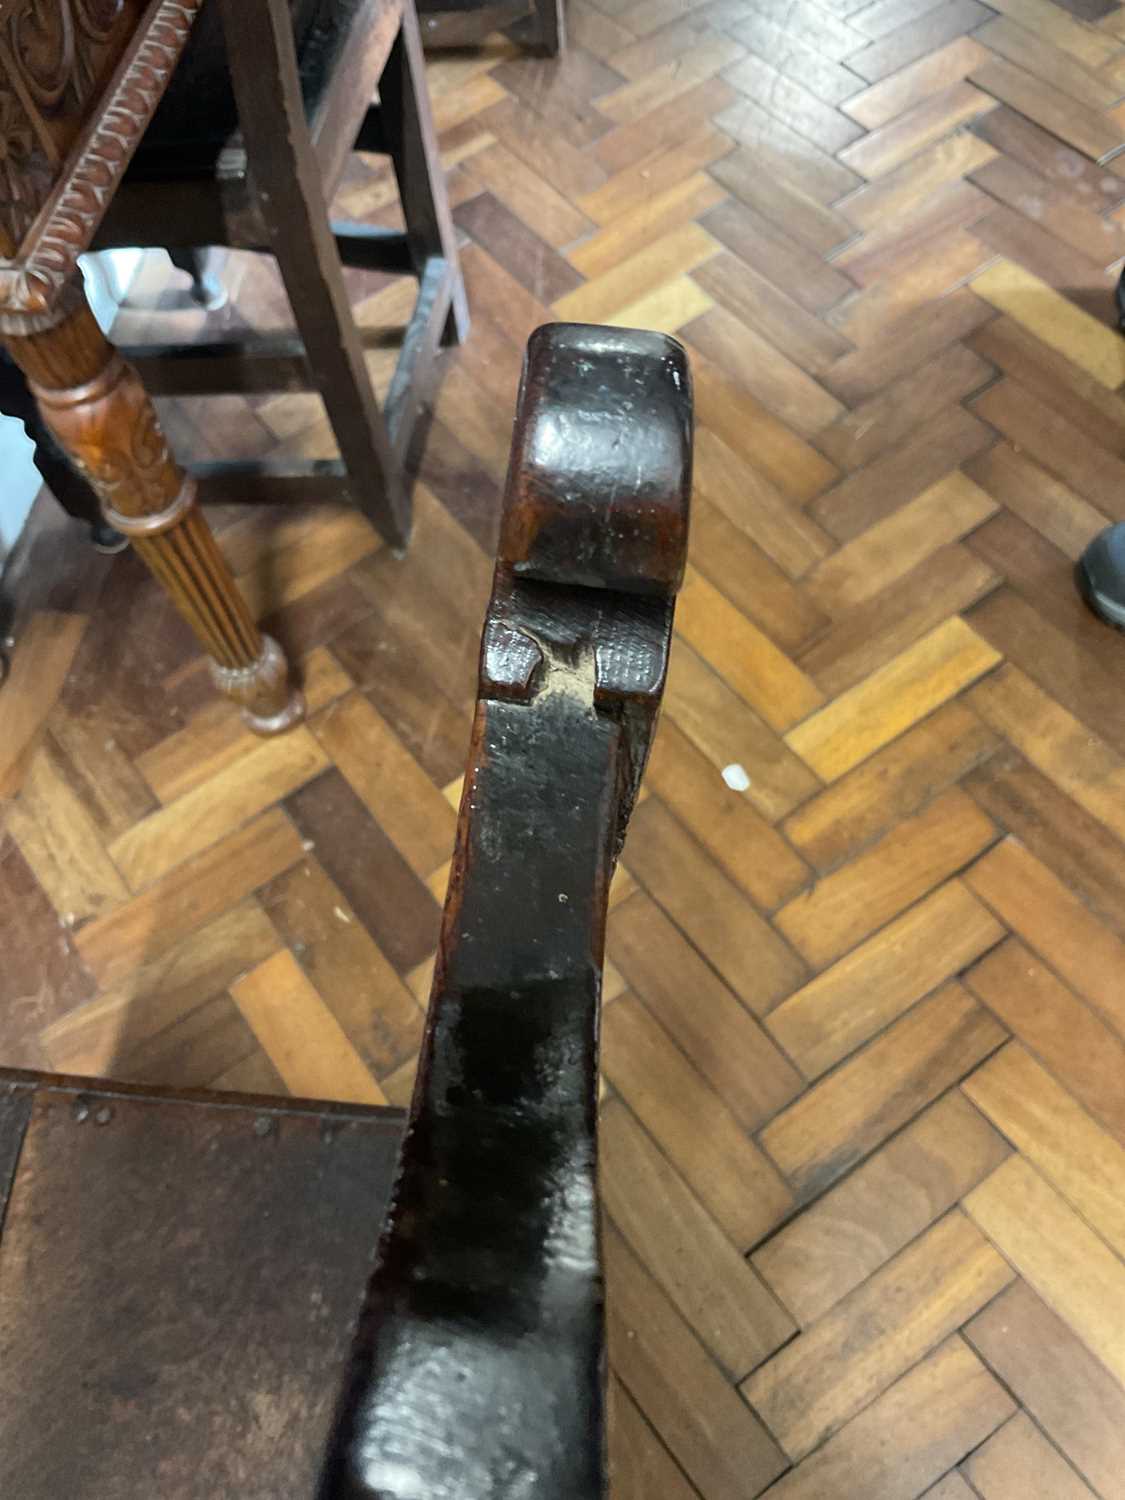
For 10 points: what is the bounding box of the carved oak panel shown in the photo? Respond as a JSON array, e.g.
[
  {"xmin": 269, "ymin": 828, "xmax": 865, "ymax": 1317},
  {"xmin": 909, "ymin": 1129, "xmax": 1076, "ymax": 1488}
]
[
  {"xmin": 0, "ymin": 0, "xmax": 200, "ymax": 321},
  {"xmin": 0, "ymin": 0, "xmax": 146, "ymax": 254}
]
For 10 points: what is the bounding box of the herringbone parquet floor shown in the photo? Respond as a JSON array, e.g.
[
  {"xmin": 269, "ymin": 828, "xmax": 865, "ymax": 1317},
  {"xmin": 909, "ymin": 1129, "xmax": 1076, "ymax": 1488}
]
[{"xmin": 6, "ymin": 0, "xmax": 1125, "ymax": 1492}]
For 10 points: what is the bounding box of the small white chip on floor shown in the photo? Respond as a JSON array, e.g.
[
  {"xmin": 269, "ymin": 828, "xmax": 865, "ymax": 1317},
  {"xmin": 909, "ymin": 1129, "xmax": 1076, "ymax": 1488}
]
[{"xmin": 722, "ymin": 763, "xmax": 751, "ymax": 792}]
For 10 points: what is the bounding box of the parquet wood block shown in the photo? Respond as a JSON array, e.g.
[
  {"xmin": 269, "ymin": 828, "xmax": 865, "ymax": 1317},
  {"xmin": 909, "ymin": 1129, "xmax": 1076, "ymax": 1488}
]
[
  {"xmin": 687, "ymin": 495, "xmax": 830, "ymax": 656},
  {"xmin": 691, "ymin": 426, "xmax": 835, "ymax": 577},
  {"xmin": 642, "ymin": 719, "xmax": 811, "ymax": 908},
  {"xmin": 964, "ymin": 1411, "xmax": 1099, "ymax": 1500},
  {"xmin": 741, "ymin": 1210, "xmax": 1014, "ymax": 1460},
  {"xmin": 664, "ymin": 640, "xmax": 823, "ymax": 821},
  {"xmin": 766, "ymin": 879, "xmax": 1004, "ymax": 1077},
  {"xmin": 601, "ymin": 1099, "xmax": 796, "ymax": 1377},
  {"xmin": 107, "ymin": 729, "xmax": 329, "ymax": 892},
  {"xmin": 753, "ymin": 1093, "xmax": 1010, "ymax": 1325},
  {"xmin": 810, "ymin": 405, "xmax": 995, "ymax": 541},
  {"xmin": 964, "ymin": 1156, "xmax": 1125, "ymax": 1387},
  {"xmin": 760, "ymin": 983, "xmax": 1006, "ymax": 1197},
  {"xmin": 965, "ymin": 938, "xmax": 1125, "ymax": 1144},
  {"xmin": 785, "ymin": 618, "xmax": 1002, "ymax": 781},
  {"xmin": 42, "ymin": 901, "xmax": 281, "ymax": 1077},
  {"xmin": 603, "ymin": 993, "xmax": 795, "ymax": 1247},
  {"xmin": 783, "ymin": 699, "xmax": 1000, "ymax": 871},
  {"xmin": 799, "ymin": 543, "xmax": 1000, "ymax": 696},
  {"xmin": 72, "ymin": 810, "xmax": 305, "ymax": 987},
  {"xmin": 606, "ymin": 1225, "xmax": 788, "ymax": 1500},
  {"xmin": 0, "ymin": 612, "xmax": 88, "ymax": 799},
  {"xmin": 773, "ymin": 789, "xmax": 998, "ymax": 970},
  {"xmin": 6, "ymin": 3, "xmax": 1125, "ymax": 1491},
  {"xmin": 759, "ymin": 1336, "xmax": 1015, "ymax": 1499},
  {"xmin": 229, "ymin": 949, "xmax": 385, "ymax": 1106},
  {"xmin": 965, "ymin": 1280, "xmax": 1125, "ymax": 1498},
  {"xmin": 608, "ymin": 891, "xmax": 804, "ymax": 1127},
  {"xmin": 963, "ymin": 1043, "xmax": 1125, "ymax": 1257},
  {"xmin": 971, "ymin": 261, "xmax": 1125, "ymax": 385}
]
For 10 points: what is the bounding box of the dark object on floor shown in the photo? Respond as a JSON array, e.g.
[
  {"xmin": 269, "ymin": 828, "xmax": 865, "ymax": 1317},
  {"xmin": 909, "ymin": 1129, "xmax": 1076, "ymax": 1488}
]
[
  {"xmin": 0, "ymin": 322, "xmax": 691, "ymax": 1499},
  {"xmin": 1078, "ymin": 521, "xmax": 1125, "ymax": 631},
  {"xmin": 0, "ymin": 0, "xmax": 464, "ymax": 729},
  {"xmin": 416, "ymin": 0, "xmax": 564, "ymax": 54},
  {"xmin": 1078, "ymin": 268, "xmax": 1125, "ymax": 629},
  {"xmin": 317, "ymin": 323, "xmax": 691, "ymax": 1500}
]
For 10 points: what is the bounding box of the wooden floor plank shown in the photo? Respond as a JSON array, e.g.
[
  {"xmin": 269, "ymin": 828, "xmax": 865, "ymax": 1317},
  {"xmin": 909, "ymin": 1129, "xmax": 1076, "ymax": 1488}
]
[
  {"xmin": 757, "ymin": 1336, "xmax": 1015, "ymax": 1499},
  {"xmin": 622, "ymin": 799, "xmax": 808, "ymax": 1013},
  {"xmin": 785, "ymin": 618, "xmax": 1002, "ymax": 781},
  {"xmin": 965, "ymin": 749, "xmax": 1125, "ymax": 943},
  {"xmin": 687, "ymin": 494, "xmax": 831, "ymax": 656},
  {"xmin": 692, "ymin": 426, "xmax": 836, "ymax": 578},
  {"xmin": 602, "ymin": 993, "xmax": 795, "ymax": 1249},
  {"xmin": 969, "ymin": 55, "xmax": 1125, "ymax": 161},
  {"xmin": 607, "ymin": 1381, "xmax": 701, "ymax": 1500},
  {"xmin": 753, "ymin": 1092, "xmax": 1009, "ymax": 1325},
  {"xmin": 602, "ymin": 1099, "xmax": 796, "ymax": 1377},
  {"xmin": 839, "ymin": 81, "xmax": 999, "ymax": 177},
  {"xmin": 0, "ymin": 612, "xmax": 88, "ymax": 799},
  {"xmin": 810, "ymin": 406, "xmax": 995, "ymax": 541},
  {"xmin": 847, "ymin": 0, "xmax": 996, "ymax": 82},
  {"xmin": 606, "ymin": 1226, "xmax": 788, "ymax": 1500},
  {"xmin": 675, "ymin": 568, "xmax": 825, "ymax": 730},
  {"xmin": 767, "ymin": 879, "xmax": 1004, "ymax": 1077},
  {"xmin": 664, "ymin": 642, "xmax": 823, "ymax": 821},
  {"xmin": 819, "ymin": 285, "xmax": 995, "ymax": 402},
  {"xmin": 815, "ymin": 349, "xmax": 994, "ymax": 472},
  {"xmin": 783, "ymin": 698, "xmax": 999, "ymax": 871},
  {"xmin": 760, "ymin": 983, "xmax": 1006, "ymax": 1198},
  {"xmin": 799, "ymin": 544, "xmax": 999, "ymax": 696},
  {"xmin": 967, "ymin": 832, "xmax": 1125, "ymax": 1042},
  {"xmin": 843, "ymin": 36, "xmax": 993, "ymax": 127},
  {"xmin": 965, "ymin": 1411, "xmax": 1099, "ymax": 1500},
  {"xmin": 229, "ymin": 948, "xmax": 385, "ymax": 1105},
  {"xmin": 806, "ymin": 470, "xmax": 996, "ymax": 606},
  {"xmin": 741, "ymin": 1210, "xmax": 1014, "ymax": 1460},
  {"xmin": 642, "ymin": 718, "xmax": 812, "ymax": 909},
  {"xmin": 106, "ymin": 729, "xmax": 329, "ymax": 892},
  {"xmin": 965, "ymin": 1280, "xmax": 1125, "ymax": 1500},
  {"xmin": 964, "ymin": 1043, "xmax": 1125, "ymax": 1257},
  {"xmin": 72, "ymin": 810, "xmax": 304, "ymax": 987},
  {"xmin": 773, "ymin": 789, "xmax": 997, "ymax": 970},
  {"xmin": 965, "ymin": 938, "xmax": 1125, "ymax": 1145},
  {"xmin": 608, "ymin": 891, "xmax": 805, "ymax": 1129},
  {"xmin": 964, "ymin": 1155, "xmax": 1125, "ymax": 1387}
]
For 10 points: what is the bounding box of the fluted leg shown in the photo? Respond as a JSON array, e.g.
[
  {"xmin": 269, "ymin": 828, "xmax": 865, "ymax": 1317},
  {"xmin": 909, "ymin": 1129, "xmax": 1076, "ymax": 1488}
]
[{"xmin": 4, "ymin": 284, "xmax": 303, "ymax": 734}]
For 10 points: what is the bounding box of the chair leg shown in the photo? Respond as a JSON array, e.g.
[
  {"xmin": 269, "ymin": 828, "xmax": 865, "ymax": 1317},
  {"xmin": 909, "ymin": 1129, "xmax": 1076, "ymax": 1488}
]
[
  {"xmin": 380, "ymin": 3, "xmax": 470, "ymax": 345},
  {"xmin": 168, "ymin": 247, "xmax": 229, "ymax": 312},
  {"xmin": 529, "ymin": 0, "xmax": 565, "ymax": 54},
  {"xmin": 218, "ymin": 0, "xmax": 410, "ymax": 549},
  {"xmin": 3, "ymin": 286, "xmax": 304, "ymax": 735}
]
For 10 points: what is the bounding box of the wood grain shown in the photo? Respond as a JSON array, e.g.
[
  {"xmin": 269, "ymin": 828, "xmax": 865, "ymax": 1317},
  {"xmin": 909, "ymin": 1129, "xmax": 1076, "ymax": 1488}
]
[
  {"xmin": 760, "ymin": 983, "xmax": 1005, "ymax": 1196},
  {"xmin": 742, "ymin": 1210, "xmax": 1014, "ymax": 1459},
  {"xmin": 964, "ymin": 1155, "xmax": 1125, "ymax": 1387},
  {"xmin": 785, "ymin": 618, "xmax": 1001, "ymax": 781},
  {"xmin": 767, "ymin": 879, "xmax": 1004, "ymax": 1076}
]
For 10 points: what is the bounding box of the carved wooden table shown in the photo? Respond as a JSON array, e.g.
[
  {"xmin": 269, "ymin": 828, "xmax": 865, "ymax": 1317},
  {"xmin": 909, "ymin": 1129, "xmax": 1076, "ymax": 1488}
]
[
  {"xmin": 0, "ymin": 1, "xmax": 303, "ymax": 732},
  {"xmin": 0, "ymin": 323, "xmax": 692, "ymax": 1498}
]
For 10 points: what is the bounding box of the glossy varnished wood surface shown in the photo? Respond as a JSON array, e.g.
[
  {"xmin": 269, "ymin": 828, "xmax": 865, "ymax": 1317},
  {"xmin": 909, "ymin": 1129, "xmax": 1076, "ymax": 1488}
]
[{"xmin": 4, "ymin": 1, "xmax": 1125, "ymax": 1493}]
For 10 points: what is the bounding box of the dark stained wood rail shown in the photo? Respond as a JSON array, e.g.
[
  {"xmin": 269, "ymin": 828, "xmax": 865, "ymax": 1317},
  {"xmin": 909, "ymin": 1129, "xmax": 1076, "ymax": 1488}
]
[{"xmin": 317, "ymin": 323, "xmax": 692, "ymax": 1500}]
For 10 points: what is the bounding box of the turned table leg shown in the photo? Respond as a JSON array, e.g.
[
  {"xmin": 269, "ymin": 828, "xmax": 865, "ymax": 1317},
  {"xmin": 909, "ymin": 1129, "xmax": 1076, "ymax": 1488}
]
[{"xmin": 3, "ymin": 286, "xmax": 303, "ymax": 735}]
